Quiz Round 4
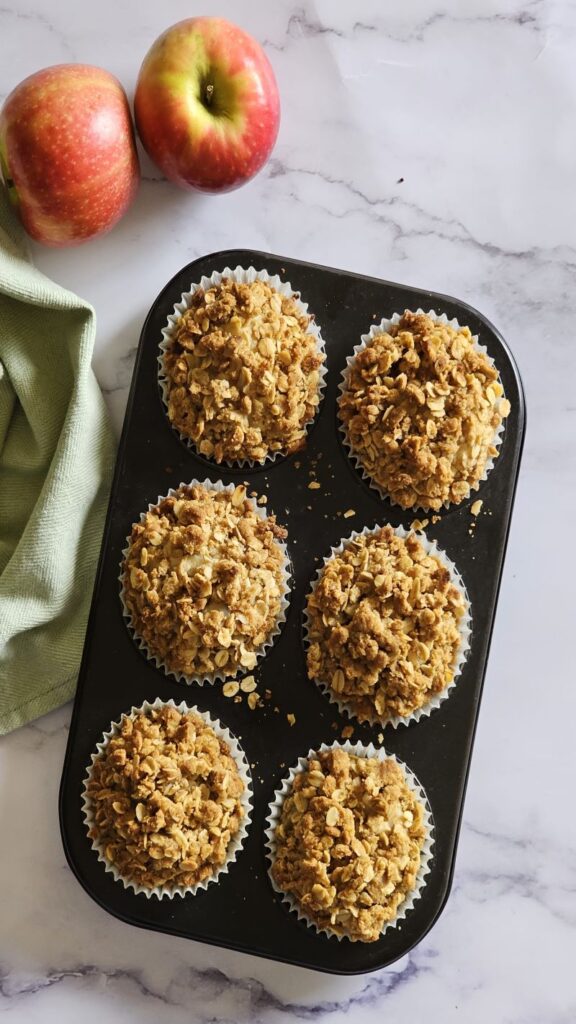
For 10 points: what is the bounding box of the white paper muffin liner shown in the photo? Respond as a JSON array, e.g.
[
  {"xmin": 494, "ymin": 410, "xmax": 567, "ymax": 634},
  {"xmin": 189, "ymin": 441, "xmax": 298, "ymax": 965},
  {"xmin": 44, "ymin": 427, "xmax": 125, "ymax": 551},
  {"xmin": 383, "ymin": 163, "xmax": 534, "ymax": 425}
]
[
  {"xmin": 120, "ymin": 478, "xmax": 291, "ymax": 686},
  {"xmin": 303, "ymin": 523, "xmax": 471, "ymax": 729},
  {"xmin": 158, "ymin": 265, "xmax": 328, "ymax": 468},
  {"xmin": 338, "ymin": 309, "xmax": 508, "ymax": 512},
  {"xmin": 81, "ymin": 697, "xmax": 253, "ymax": 898},
  {"xmin": 265, "ymin": 740, "xmax": 434, "ymax": 941}
]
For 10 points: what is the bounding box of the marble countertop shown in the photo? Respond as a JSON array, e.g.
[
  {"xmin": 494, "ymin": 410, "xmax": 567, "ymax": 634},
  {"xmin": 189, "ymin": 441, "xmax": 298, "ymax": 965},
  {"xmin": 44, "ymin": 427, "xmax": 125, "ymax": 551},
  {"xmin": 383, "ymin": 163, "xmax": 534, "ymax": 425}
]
[{"xmin": 1, "ymin": 1, "xmax": 575, "ymax": 1020}]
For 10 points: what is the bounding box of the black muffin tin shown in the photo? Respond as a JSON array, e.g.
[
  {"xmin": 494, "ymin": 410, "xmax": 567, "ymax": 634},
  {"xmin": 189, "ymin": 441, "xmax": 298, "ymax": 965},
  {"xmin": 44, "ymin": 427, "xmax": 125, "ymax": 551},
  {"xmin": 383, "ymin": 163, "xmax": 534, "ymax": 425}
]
[{"xmin": 59, "ymin": 249, "xmax": 525, "ymax": 975}]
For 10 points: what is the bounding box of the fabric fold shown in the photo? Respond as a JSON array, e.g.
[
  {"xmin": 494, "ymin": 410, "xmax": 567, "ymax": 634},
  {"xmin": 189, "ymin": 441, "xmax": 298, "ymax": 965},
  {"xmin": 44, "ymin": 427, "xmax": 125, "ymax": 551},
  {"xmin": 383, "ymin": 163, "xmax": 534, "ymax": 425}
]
[{"xmin": 0, "ymin": 190, "xmax": 115, "ymax": 734}]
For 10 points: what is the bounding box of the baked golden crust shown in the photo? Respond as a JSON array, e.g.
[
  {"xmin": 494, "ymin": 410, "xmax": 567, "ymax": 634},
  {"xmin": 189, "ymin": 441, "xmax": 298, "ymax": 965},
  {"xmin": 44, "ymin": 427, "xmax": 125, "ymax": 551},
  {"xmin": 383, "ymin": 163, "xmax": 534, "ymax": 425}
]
[
  {"xmin": 306, "ymin": 526, "xmax": 467, "ymax": 722},
  {"xmin": 339, "ymin": 311, "xmax": 511, "ymax": 510},
  {"xmin": 163, "ymin": 279, "xmax": 325, "ymax": 463},
  {"xmin": 122, "ymin": 484, "xmax": 287, "ymax": 679},
  {"xmin": 270, "ymin": 748, "xmax": 426, "ymax": 942},
  {"xmin": 86, "ymin": 705, "xmax": 245, "ymax": 890}
]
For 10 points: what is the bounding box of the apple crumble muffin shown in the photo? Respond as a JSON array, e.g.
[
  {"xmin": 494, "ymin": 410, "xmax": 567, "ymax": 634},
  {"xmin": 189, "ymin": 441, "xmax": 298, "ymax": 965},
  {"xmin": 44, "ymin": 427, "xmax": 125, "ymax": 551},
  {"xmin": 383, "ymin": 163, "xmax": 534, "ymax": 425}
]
[
  {"xmin": 306, "ymin": 526, "xmax": 467, "ymax": 723},
  {"xmin": 339, "ymin": 310, "xmax": 511, "ymax": 509},
  {"xmin": 85, "ymin": 704, "xmax": 247, "ymax": 891},
  {"xmin": 122, "ymin": 483, "xmax": 287, "ymax": 679},
  {"xmin": 270, "ymin": 747, "xmax": 427, "ymax": 942},
  {"xmin": 162, "ymin": 278, "xmax": 325, "ymax": 463}
]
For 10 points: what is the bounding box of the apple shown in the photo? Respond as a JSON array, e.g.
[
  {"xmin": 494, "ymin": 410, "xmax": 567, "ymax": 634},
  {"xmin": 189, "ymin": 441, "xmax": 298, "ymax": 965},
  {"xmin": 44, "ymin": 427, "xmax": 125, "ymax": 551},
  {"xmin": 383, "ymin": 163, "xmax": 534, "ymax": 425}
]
[
  {"xmin": 0, "ymin": 64, "xmax": 140, "ymax": 247},
  {"xmin": 134, "ymin": 17, "xmax": 280, "ymax": 193}
]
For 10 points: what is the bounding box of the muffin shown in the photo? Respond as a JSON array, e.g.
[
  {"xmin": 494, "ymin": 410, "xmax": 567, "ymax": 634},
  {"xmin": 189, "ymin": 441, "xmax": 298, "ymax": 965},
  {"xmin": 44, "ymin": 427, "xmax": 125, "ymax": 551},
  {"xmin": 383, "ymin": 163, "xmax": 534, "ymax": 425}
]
[
  {"xmin": 339, "ymin": 310, "xmax": 511, "ymax": 510},
  {"xmin": 84, "ymin": 703, "xmax": 248, "ymax": 893},
  {"xmin": 305, "ymin": 526, "xmax": 468, "ymax": 724},
  {"xmin": 269, "ymin": 747, "xmax": 428, "ymax": 942},
  {"xmin": 162, "ymin": 277, "xmax": 325, "ymax": 463},
  {"xmin": 122, "ymin": 483, "xmax": 288, "ymax": 681}
]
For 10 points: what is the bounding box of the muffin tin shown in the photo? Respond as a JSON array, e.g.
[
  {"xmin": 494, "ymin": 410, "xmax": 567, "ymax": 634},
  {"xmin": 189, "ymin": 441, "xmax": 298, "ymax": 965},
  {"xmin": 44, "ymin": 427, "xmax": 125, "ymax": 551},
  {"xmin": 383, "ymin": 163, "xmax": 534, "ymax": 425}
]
[{"xmin": 59, "ymin": 249, "xmax": 525, "ymax": 975}]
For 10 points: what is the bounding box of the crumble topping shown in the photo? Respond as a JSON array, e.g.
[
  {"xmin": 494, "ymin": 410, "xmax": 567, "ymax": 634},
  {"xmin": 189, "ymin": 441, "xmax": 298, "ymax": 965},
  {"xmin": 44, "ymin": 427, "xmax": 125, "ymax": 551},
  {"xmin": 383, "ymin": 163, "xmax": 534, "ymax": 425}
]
[
  {"xmin": 339, "ymin": 311, "xmax": 511, "ymax": 510},
  {"xmin": 270, "ymin": 748, "xmax": 426, "ymax": 942},
  {"xmin": 306, "ymin": 526, "xmax": 467, "ymax": 722},
  {"xmin": 122, "ymin": 484, "xmax": 287, "ymax": 679},
  {"xmin": 163, "ymin": 279, "xmax": 325, "ymax": 463},
  {"xmin": 86, "ymin": 705, "xmax": 246, "ymax": 890}
]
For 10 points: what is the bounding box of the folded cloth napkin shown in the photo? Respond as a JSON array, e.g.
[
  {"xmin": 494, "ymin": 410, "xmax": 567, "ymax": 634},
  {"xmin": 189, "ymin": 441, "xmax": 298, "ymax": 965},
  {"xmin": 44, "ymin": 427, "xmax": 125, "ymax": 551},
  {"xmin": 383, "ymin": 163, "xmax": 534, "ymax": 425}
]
[{"xmin": 0, "ymin": 191, "xmax": 115, "ymax": 734}]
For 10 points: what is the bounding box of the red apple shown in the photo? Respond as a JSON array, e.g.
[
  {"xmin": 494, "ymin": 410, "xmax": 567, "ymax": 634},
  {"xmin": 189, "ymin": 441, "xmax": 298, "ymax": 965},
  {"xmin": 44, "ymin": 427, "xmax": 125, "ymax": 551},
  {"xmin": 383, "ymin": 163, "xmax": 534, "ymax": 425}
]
[
  {"xmin": 134, "ymin": 17, "xmax": 280, "ymax": 193},
  {"xmin": 0, "ymin": 64, "xmax": 140, "ymax": 247}
]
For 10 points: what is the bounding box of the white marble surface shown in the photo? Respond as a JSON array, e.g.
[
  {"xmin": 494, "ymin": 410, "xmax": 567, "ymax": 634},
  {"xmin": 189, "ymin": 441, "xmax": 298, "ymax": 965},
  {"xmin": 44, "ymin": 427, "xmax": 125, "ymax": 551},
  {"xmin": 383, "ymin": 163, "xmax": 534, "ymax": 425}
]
[{"xmin": 1, "ymin": 0, "xmax": 576, "ymax": 1019}]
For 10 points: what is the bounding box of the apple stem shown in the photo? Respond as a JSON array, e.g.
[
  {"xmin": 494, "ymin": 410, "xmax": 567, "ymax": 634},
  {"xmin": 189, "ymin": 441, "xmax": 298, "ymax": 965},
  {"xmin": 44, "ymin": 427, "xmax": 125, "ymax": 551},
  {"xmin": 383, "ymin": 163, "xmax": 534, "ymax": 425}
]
[{"xmin": 205, "ymin": 82, "xmax": 214, "ymax": 107}]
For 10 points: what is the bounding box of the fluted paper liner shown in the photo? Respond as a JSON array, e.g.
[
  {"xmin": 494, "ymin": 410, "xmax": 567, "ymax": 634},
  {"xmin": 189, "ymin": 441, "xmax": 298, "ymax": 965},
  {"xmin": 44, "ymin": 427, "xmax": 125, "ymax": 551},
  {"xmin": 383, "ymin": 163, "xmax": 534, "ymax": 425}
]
[
  {"xmin": 303, "ymin": 523, "xmax": 471, "ymax": 729},
  {"xmin": 338, "ymin": 309, "xmax": 507, "ymax": 512},
  {"xmin": 82, "ymin": 697, "xmax": 253, "ymax": 899},
  {"xmin": 120, "ymin": 478, "xmax": 291, "ymax": 686},
  {"xmin": 265, "ymin": 741, "xmax": 434, "ymax": 941},
  {"xmin": 158, "ymin": 265, "xmax": 328, "ymax": 468}
]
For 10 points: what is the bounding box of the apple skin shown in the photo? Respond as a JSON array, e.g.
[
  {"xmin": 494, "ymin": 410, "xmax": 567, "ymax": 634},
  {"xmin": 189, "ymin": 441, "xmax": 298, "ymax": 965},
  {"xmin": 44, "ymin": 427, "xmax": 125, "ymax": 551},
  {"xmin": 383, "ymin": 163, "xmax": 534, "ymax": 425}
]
[
  {"xmin": 0, "ymin": 64, "xmax": 140, "ymax": 247},
  {"xmin": 134, "ymin": 17, "xmax": 280, "ymax": 193}
]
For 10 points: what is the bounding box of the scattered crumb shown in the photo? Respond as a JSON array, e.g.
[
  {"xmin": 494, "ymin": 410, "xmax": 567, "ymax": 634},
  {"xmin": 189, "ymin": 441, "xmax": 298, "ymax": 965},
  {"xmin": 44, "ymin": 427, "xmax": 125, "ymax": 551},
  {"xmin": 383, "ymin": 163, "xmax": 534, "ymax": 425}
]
[
  {"xmin": 223, "ymin": 681, "xmax": 240, "ymax": 698},
  {"xmin": 294, "ymin": 461, "xmax": 301, "ymax": 469},
  {"xmin": 247, "ymin": 692, "xmax": 260, "ymax": 710},
  {"xmin": 343, "ymin": 509, "xmax": 356, "ymax": 519},
  {"xmin": 233, "ymin": 695, "xmax": 242, "ymax": 703},
  {"xmin": 287, "ymin": 713, "xmax": 296, "ymax": 726},
  {"xmin": 341, "ymin": 725, "xmax": 354, "ymax": 740},
  {"xmin": 397, "ymin": 177, "xmax": 404, "ymax": 183},
  {"xmin": 240, "ymin": 675, "xmax": 256, "ymax": 693},
  {"xmin": 258, "ymin": 495, "xmax": 268, "ymax": 505},
  {"xmin": 411, "ymin": 517, "xmax": 429, "ymax": 531},
  {"xmin": 274, "ymin": 706, "xmax": 280, "ymax": 713},
  {"xmin": 264, "ymin": 689, "xmax": 272, "ymax": 700},
  {"xmin": 308, "ymin": 481, "xmax": 321, "ymax": 490},
  {"xmin": 431, "ymin": 515, "xmax": 441, "ymax": 524},
  {"xmin": 331, "ymin": 722, "xmax": 338, "ymax": 731},
  {"xmin": 377, "ymin": 732, "xmax": 384, "ymax": 744},
  {"xmin": 470, "ymin": 499, "xmax": 483, "ymax": 516}
]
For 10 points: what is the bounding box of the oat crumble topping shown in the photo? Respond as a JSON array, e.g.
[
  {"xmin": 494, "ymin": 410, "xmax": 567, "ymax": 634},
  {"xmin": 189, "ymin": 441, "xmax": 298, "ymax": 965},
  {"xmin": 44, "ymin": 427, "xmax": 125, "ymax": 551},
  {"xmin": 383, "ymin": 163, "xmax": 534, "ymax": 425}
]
[
  {"xmin": 86, "ymin": 705, "xmax": 246, "ymax": 890},
  {"xmin": 271, "ymin": 748, "xmax": 426, "ymax": 942},
  {"xmin": 122, "ymin": 484, "xmax": 287, "ymax": 680},
  {"xmin": 306, "ymin": 526, "xmax": 467, "ymax": 722},
  {"xmin": 339, "ymin": 311, "xmax": 511, "ymax": 510},
  {"xmin": 163, "ymin": 279, "xmax": 325, "ymax": 463}
]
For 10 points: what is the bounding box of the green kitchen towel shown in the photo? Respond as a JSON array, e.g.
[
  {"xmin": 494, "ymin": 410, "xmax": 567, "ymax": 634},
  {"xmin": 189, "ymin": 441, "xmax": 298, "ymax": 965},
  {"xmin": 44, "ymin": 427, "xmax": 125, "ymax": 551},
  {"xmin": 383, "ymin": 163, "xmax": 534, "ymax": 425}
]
[{"xmin": 0, "ymin": 190, "xmax": 115, "ymax": 735}]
